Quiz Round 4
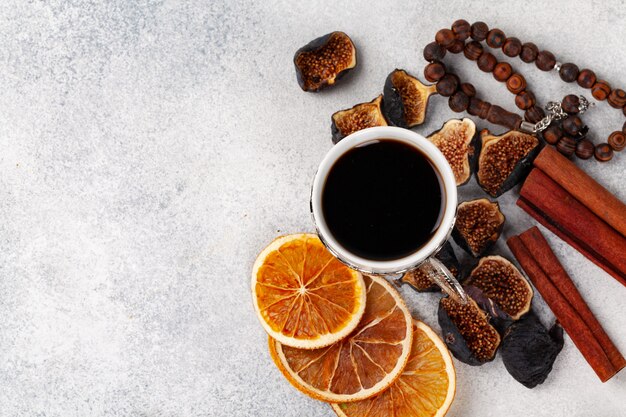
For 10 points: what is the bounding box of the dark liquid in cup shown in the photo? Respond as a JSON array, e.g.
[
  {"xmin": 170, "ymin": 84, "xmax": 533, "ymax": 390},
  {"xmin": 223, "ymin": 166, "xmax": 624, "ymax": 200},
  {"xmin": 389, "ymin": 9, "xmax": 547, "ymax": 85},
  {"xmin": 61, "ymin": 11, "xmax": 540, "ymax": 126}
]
[{"xmin": 322, "ymin": 140, "xmax": 444, "ymax": 261}]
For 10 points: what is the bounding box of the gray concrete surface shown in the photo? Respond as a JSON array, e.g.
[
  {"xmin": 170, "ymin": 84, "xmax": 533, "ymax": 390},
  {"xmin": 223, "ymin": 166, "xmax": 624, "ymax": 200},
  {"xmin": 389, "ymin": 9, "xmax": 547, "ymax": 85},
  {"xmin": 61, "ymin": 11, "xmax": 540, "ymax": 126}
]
[{"xmin": 1, "ymin": 0, "xmax": 625, "ymax": 416}]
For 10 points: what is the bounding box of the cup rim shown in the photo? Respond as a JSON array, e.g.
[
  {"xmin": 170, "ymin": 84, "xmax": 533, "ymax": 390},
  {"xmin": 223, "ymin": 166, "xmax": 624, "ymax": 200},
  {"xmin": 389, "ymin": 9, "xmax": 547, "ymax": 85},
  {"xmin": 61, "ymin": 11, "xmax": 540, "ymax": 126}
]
[{"xmin": 310, "ymin": 126, "xmax": 458, "ymax": 274}]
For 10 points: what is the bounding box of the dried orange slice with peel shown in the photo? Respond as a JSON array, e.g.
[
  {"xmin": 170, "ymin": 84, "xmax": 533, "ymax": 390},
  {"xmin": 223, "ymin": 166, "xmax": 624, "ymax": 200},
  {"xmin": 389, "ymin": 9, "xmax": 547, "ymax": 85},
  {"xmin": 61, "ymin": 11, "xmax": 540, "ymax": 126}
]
[
  {"xmin": 268, "ymin": 275, "xmax": 413, "ymax": 403},
  {"xmin": 332, "ymin": 320, "xmax": 456, "ymax": 417},
  {"xmin": 252, "ymin": 233, "xmax": 366, "ymax": 349}
]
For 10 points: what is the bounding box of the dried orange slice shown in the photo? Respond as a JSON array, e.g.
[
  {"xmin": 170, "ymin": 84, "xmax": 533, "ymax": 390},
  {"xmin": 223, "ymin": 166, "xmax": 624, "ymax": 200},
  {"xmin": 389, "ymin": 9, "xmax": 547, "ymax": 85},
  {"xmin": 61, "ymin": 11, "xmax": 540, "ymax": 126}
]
[
  {"xmin": 252, "ymin": 234, "xmax": 366, "ymax": 349},
  {"xmin": 268, "ymin": 275, "xmax": 413, "ymax": 402},
  {"xmin": 332, "ymin": 320, "xmax": 456, "ymax": 417}
]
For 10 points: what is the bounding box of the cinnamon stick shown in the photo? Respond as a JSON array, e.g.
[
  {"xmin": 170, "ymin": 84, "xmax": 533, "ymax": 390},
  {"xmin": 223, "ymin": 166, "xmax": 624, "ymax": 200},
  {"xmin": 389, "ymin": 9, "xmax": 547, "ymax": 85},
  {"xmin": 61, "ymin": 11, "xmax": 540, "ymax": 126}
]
[
  {"xmin": 518, "ymin": 227, "xmax": 626, "ymax": 373},
  {"xmin": 518, "ymin": 168, "xmax": 626, "ymax": 287},
  {"xmin": 507, "ymin": 235, "xmax": 618, "ymax": 382},
  {"xmin": 533, "ymin": 146, "xmax": 626, "ymax": 239}
]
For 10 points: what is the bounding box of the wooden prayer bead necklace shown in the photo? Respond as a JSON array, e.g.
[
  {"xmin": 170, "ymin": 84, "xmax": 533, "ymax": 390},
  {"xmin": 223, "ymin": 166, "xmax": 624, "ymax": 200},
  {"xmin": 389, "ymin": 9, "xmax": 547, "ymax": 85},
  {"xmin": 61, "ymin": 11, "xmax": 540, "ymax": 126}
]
[{"xmin": 423, "ymin": 20, "xmax": 626, "ymax": 162}]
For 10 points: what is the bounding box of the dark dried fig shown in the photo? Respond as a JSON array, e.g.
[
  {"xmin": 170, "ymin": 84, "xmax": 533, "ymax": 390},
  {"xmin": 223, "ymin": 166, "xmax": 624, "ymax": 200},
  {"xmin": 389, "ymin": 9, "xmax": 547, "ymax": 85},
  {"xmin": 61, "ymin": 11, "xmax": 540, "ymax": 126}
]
[
  {"xmin": 452, "ymin": 198, "xmax": 505, "ymax": 257},
  {"xmin": 466, "ymin": 255, "xmax": 533, "ymax": 321},
  {"xmin": 382, "ymin": 69, "xmax": 437, "ymax": 128},
  {"xmin": 399, "ymin": 241, "xmax": 459, "ymax": 292},
  {"xmin": 294, "ymin": 31, "xmax": 357, "ymax": 92},
  {"xmin": 331, "ymin": 95, "xmax": 387, "ymax": 143},
  {"xmin": 438, "ymin": 286, "xmax": 501, "ymax": 366},
  {"xmin": 501, "ymin": 311, "xmax": 564, "ymax": 388},
  {"xmin": 476, "ymin": 129, "xmax": 542, "ymax": 197},
  {"xmin": 427, "ymin": 118, "xmax": 478, "ymax": 186}
]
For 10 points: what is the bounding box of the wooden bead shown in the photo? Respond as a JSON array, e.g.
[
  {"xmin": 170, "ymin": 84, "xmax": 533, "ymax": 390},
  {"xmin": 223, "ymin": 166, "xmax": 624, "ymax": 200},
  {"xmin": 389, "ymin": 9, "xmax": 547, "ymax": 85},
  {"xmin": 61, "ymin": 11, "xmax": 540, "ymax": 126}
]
[
  {"xmin": 506, "ymin": 73, "xmax": 526, "ymax": 94},
  {"xmin": 562, "ymin": 94, "xmax": 580, "ymax": 114},
  {"xmin": 591, "ymin": 80, "xmax": 611, "ymax": 101},
  {"xmin": 608, "ymin": 131, "xmax": 626, "ymax": 151},
  {"xmin": 575, "ymin": 139, "xmax": 595, "ymax": 159},
  {"xmin": 423, "ymin": 42, "xmax": 447, "ymax": 62},
  {"xmin": 452, "ymin": 19, "xmax": 471, "ymax": 41},
  {"xmin": 424, "ymin": 61, "xmax": 446, "ymax": 82},
  {"xmin": 447, "ymin": 39, "xmax": 465, "ymax": 53},
  {"xmin": 449, "ymin": 91, "xmax": 470, "ymax": 112},
  {"xmin": 543, "ymin": 125, "xmax": 563, "ymax": 145},
  {"xmin": 468, "ymin": 97, "xmax": 491, "ymax": 119},
  {"xmin": 436, "ymin": 29, "xmax": 456, "ymax": 47},
  {"xmin": 525, "ymin": 106, "xmax": 545, "ymax": 123},
  {"xmin": 562, "ymin": 115, "xmax": 583, "ymax": 136},
  {"xmin": 536, "ymin": 50, "xmax": 556, "ymax": 71},
  {"xmin": 436, "ymin": 74, "xmax": 459, "ymax": 97},
  {"xmin": 594, "ymin": 143, "xmax": 614, "ymax": 161},
  {"xmin": 477, "ymin": 52, "xmax": 497, "ymax": 72},
  {"xmin": 460, "ymin": 83, "xmax": 476, "ymax": 98},
  {"xmin": 471, "ymin": 21, "xmax": 489, "ymax": 41},
  {"xmin": 486, "ymin": 28, "xmax": 506, "ymax": 48},
  {"xmin": 502, "ymin": 37, "xmax": 522, "ymax": 57},
  {"xmin": 608, "ymin": 89, "xmax": 626, "ymax": 109},
  {"xmin": 464, "ymin": 41, "xmax": 483, "ymax": 61},
  {"xmin": 557, "ymin": 136, "xmax": 577, "ymax": 156},
  {"xmin": 486, "ymin": 104, "xmax": 523, "ymax": 129},
  {"xmin": 559, "ymin": 63, "xmax": 579, "ymax": 83},
  {"xmin": 493, "ymin": 62, "xmax": 513, "ymax": 82},
  {"xmin": 577, "ymin": 69, "xmax": 596, "ymax": 89},
  {"xmin": 515, "ymin": 91, "xmax": 536, "ymax": 110},
  {"xmin": 520, "ymin": 42, "xmax": 538, "ymax": 63}
]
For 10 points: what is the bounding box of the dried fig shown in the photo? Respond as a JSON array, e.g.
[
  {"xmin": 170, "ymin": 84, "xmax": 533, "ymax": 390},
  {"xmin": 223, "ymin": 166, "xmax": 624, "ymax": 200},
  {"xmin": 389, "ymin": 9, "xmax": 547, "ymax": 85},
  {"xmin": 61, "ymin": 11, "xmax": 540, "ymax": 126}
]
[
  {"xmin": 501, "ymin": 311, "xmax": 564, "ymax": 388},
  {"xmin": 294, "ymin": 31, "xmax": 357, "ymax": 92},
  {"xmin": 427, "ymin": 118, "xmax": 478, "ymax": 186},
  {"xmin": 331, "ymin": 95, "xmax": 387, "ymax": 143},
  {"xmin": 399, "ymin": 241, "xmax": 459, "ymax": 292},
  {"xmin": 476, "ymin": 129, "xmax": 542, "ymax": 197},
  {"xmin": 382, "ymin": 69, "xmax": 437, "ymax": 128},
  {"xmin": 466, "ymin": 256, "xmax": 533, "ymax": 321},
  {"xmin": 452, "ymin": 198, "xmax": 505, "ymax": 257}
]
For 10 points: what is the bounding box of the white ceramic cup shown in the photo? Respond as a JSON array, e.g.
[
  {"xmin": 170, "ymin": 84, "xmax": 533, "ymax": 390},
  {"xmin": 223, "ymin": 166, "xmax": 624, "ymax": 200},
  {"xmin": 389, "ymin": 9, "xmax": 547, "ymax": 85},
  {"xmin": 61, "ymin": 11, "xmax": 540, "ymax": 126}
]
[{"xmin": 311, "ymin": 126, "xmax": 468, "ymax": 304}]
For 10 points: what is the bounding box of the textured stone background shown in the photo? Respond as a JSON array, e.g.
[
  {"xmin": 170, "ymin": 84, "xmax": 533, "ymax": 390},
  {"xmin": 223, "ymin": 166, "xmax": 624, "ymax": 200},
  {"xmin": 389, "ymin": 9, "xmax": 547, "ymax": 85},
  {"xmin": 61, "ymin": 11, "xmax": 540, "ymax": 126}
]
[{"xmin": 1, "ymin": 0, "xmax": 625, "ymax": 416}]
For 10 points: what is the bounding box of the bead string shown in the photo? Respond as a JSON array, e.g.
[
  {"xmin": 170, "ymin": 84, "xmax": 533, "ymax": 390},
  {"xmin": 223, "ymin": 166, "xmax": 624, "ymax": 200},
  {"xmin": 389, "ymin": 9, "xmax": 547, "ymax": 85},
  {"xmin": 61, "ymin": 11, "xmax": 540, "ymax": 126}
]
[{"xmin": 422, "ymin": 20, "xmax": 626, "ymax": 162}]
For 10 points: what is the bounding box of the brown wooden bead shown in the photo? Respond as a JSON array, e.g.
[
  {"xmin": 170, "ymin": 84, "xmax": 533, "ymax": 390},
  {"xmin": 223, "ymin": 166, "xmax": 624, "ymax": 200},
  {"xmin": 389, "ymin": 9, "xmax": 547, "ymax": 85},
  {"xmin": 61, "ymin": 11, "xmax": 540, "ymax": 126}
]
[
  {"xmin": 536, "ymin": 50, "xmax": 556, "ymax": 71},
  {"xmin": 464, "ymin": 41, "xmax": 483, "ymax": 61},
  {"xmin": 608, "ymin": 89, "xmax": 626, "ymax": 109},
  {"xmin": 543, "ymin": 125, "xmax": 563, "ymax": 145},
  {"xmin": 477, "ymin": 52, "xmax": 497, "ymax": 72},
  {"xmin": 436, "ymin": 29, "xmax": 456, "ymax": 47},
  {"xmin": 452, "ymin": 19, "xmax": 471, "ymax": 41},
  {"xmin": 468, "ymin": 97, "xmax": 491, "ymax": 119},
  {"xmin": 577, "ymin": 69, "xmax": 596, "ymax": 89},
  {"xmin": 562, "ymin": 94, "xmax": 580, "ymax": 114},
  {"xmin": 471, "ymin": 21, "xmax": 489, "ymax": 41},
  {"xmin": 591, "ymin": 80, "xmax": 611, "ymax": 101},
  {"xmin": 520, "ymin": 42, "xmax": 538, "ymax": 63},
  {"xmin": 562, "ymin": 115, "xmax": 583, "ymax": 136},
  {"xmin": 557, "ymin": 136, "xmax": 577, "ymax": 156},
  {"xmin": 594, "ymin": 143, "xmax": 614, "ymax": 161},
  {"xmin": 559, "ymin": 63, "xmax": 579, "ymax": 83},
  {"xmin": 449, "ymin": 91, "xmax": 470, "ymax": 112},
  {"xmin": 493, "ymin": 62, "xmax": 513, "ymax": 82},
  {"xmin": 460, "ymin": 83, "xmax": 476, "ymax": 98},
  {"xmin": 424, "ymin": 61, "xmax": 446, "ymax": 82},
  {"xmin": 486, "ymin": 28, "xmax": 506, "ymax": 48},
  {"xmin": 608, "ymin": 131, "xmax": 626, "ymax": 151},
  {"xmin": 447, "ymin": 39, "xmax": 465, "ymax": 53},
  {"xmin": 525, "ymin": 106, "xmax": 545, "ymax": 123},
  {"xmin": 486, "ymin": 104, "xmax": 523, "ymax": 129},
  {"xmin": 506, "ymin": 73, "xmax": 526, "ymax": 94},
  {"xmin": 436, "ymin": 74, "xmax": 459, "ymax": 97},
  {"xmin": 515, "ymin": 91, "xmax": 536, "ymax": 110},
  {"xmin": 502, "ymin": 37, "xmax": 522, "ymax": 57},
  {"xmin": 575, "ymin": 139, "xmax": 595, "ymax": 159},
  {"xmin": 423, "ymin": 42, "xmax": 447, "ymax": 62}
]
